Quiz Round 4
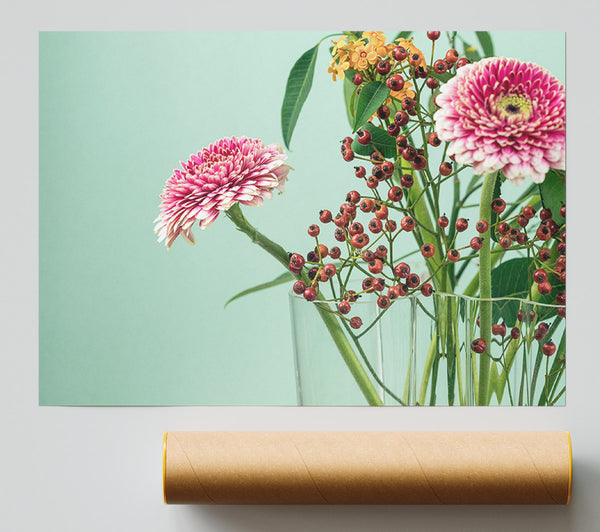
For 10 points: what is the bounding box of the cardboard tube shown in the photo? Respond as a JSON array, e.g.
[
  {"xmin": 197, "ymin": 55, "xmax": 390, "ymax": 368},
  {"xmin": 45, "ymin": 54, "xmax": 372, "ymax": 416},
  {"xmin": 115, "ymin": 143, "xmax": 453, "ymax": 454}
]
[{"xmin": 163, "ymin": 431, "xmax": 572, "ymax": 505}]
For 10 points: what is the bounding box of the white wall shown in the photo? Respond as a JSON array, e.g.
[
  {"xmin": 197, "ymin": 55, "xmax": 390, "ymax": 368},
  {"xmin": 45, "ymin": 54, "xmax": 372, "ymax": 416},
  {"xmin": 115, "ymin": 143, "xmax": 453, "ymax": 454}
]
[{"xmin": 2, "ymin": 1, "xmax": 599, "ymax": 530}]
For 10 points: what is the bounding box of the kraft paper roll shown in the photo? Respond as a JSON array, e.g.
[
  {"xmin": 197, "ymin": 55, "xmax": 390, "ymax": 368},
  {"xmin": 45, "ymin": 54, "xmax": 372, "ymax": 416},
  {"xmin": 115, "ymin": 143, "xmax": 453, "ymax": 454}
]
[{"xmin": 163, "ymin": 431, "xmax": 572, "ymax": 505}]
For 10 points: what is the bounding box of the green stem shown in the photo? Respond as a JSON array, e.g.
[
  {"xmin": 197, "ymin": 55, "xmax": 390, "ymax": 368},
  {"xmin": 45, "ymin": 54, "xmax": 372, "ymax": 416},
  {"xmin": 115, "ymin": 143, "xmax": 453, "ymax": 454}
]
[
  {"xmin": 478, "ymin": 172, "xmax": 498, "ymax": 405},
  {"xmin": 225, "ymin": 203, "xmax": 384, "ymax": 406}
]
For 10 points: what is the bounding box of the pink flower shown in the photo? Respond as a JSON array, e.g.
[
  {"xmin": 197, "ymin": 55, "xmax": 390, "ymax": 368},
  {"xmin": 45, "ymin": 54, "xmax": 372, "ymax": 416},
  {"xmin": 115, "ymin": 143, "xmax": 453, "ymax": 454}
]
[
  {"xmin": 155, "ymin": 137, "xmax": 289, "ymax": 249},
  {"xmin": 434, "ymin": 57, "xmax": 565, "ymax": 184}
]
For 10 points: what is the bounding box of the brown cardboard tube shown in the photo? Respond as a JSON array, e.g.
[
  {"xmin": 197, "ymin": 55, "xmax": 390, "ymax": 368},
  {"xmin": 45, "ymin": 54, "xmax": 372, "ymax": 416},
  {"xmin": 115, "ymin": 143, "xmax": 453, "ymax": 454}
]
[{"xmin": 163, "ymin": 431, "xmax": 572, "ymax": 505}]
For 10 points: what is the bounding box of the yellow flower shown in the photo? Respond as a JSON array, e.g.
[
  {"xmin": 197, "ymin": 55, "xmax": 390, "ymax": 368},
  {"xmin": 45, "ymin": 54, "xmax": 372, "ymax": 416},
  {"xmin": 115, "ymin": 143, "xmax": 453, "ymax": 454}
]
[
  {"xmin": 328, "ymin": 60, "xmax": 349, "ymax": 81},
  {"xmin": 349, "ymin": 42, "xmax": 379, "ymax": 71},
  {"xmin": 361, "ymin": 31, "xmax": 388, "ymax": 57}
]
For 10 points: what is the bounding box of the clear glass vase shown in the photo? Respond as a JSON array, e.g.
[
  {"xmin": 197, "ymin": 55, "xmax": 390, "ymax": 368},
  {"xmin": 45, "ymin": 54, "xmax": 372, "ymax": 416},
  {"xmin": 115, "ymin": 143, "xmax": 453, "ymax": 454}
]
[{"xmin": 289, "ymin": 292, "xmax": 565, "ymax": 406}]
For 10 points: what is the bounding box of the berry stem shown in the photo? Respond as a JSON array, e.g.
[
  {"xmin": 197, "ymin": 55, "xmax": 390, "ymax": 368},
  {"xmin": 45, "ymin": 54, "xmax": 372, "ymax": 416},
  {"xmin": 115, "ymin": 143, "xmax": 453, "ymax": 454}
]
[
  {"xmin": 478, "ymin": 171, "xmax": 498, "ymax": 405},
  {"xmin": 226, "ymin": 202, "xmax": 384, "ymax": 406}
]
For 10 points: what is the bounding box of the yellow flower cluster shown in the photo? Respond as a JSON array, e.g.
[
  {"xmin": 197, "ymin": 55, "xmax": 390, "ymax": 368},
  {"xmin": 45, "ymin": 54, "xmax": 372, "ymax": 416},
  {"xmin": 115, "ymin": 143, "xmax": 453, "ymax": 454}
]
[{"xmin": 327, "ymin": 32, "xmax": 427, "ymax": 104}]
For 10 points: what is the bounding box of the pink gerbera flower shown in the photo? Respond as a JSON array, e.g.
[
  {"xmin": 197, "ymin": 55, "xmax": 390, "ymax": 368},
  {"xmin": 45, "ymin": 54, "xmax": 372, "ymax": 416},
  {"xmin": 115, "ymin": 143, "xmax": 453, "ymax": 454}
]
[
  {"xmin": 155, "ymin": 136, "xmax": 290, "ymax": 249},
  {"xmin": 434, "ymin": 57, "xmax": 565, "ymax": 184}
]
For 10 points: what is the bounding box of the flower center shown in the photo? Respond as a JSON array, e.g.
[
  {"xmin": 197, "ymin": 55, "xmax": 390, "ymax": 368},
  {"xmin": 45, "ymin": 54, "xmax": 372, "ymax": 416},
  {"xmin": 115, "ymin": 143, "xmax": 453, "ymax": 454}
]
[{"xmin": 496, "ymin": 94, "xmax": 533, "ymax": 120}]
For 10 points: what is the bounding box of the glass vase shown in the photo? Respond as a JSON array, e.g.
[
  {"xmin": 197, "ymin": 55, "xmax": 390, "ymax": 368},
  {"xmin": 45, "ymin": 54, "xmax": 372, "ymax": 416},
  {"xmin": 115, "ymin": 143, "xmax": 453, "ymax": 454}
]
[{"xmin": 289, "ymin": 292, "xmax": 565, "ymax": 406}]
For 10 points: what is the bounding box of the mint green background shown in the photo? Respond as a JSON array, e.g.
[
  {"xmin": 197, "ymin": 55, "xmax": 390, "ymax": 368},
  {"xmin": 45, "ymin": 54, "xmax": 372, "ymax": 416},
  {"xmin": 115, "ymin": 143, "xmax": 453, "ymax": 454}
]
[{"xmin": 39, "ymin": 31, "xmax": 565, "ymax": 405}]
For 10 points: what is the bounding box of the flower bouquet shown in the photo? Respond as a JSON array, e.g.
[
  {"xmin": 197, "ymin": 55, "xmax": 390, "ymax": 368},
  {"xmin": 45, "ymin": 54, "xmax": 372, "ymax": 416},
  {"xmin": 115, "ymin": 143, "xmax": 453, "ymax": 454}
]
[{"xmin": 156, "ymin": 31, "xmax": 566, "ymax": 406}]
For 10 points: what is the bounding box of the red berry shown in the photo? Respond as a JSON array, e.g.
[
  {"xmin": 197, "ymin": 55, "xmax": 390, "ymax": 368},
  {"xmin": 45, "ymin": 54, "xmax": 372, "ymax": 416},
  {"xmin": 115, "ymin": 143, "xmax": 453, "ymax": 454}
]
[
  {"xmin": 373, "ymin": 278, "xmax": 385, "ymax": 291},
  {"xmin": 388, "ymin": 285, "xmax": 401, "ymax": 300},
  {"xmin": 342, "ymin": 149, "xmax": 354, "ymax": 161},
  {"xmin": 408, "ymin": 53, "xmax": 421, "ymax": 67},
  {"xmin": 376, "ymin": 60, "xmax": 391, "ymax": 75},
  {"xmin": 293, "ymin": 280, "xmax": 306, "ymax": 295},
  {"xmin": 471, "ymin": 338, "xmax": 487, "ymax": 354},
  {"xmin": 492, "ymin": 323, "xmax": 507, "ymax": 337},
  {"xmin": 438, "ymin": 215, "xmax": 449, "ymax": 228},
  {"xmin": 492, "ymin": 198, "xmax": 506, "ymax": 214},
  {"xmin": 421, "ymin": 283, "xmax": 434, "ymax": 296},
  {"xmin": 470, "ymin": 237, "xmax": 483, "ymax": 251},
  {"xmin": 368, "ymin": 218, "xmax": 383, "ymax": 234},
  {"xmin": 557, "ymin": 307, "xmax": 566, "ymax": 318},
  {"xmin": 394, "ymin": 111, "xmax": 409, "ymax": 126},
  {"xmin": 362, "ymin": 249, "xmax": 375, "ymax": 263},
  {"xmin": 542, "ymin": 341, "xmax": 557, "ymax": 357},
  {"xmin": 354, "ymin": 166, "xmax": 366, "ymax": 178},
  {"xmin": 533, "ymin": 269, "xmax": 548, "ymax": 284},
  {"xmin": 406, "ymin": 273, "xmax": 420, "ymax": 288},
  {"xmin": 366, "ymin": 176, "xmax": 379, "ymax": 189},
  {"xmin": 455, "ymin": 217, "xmax": 469, "ymax": 232},
  {"xmin": 392, "ymin": 46, "xmax": 408, "ymax": 61},
  {"xmin": 497, "ymin": 222, "xmax": 511, "ymax": 235},
  {"xmin": 402, "ymin": 146, "xmax": 416, "ymax": 161},
  {"xmin": 375, "ymin": 245, "xmax": 388, "ymax": 260},
  {"xmin": 319, "ymin": 209, "xmax": 332, "ymax": 223},
  {"xmin": 556, "ymin": 292, "xmax": 566, "ymax": 305},
  {"xmin": 303, "ymin": 286, "xmax": 317, "ymax": 301},
  {"xmin": 346, "ymin": 190, "xmax": 361, "ymax": 204},
  {"xmin": 289, "ymin": 253, "xmax": 305, "ymax": 271},
  {"xmin": 368, "ymin": 259, "xmax": 384, "ymax": 275},
  {"xmin": 475, "ymin": 220, "xmax": 489, "ymax": 233},
  {"xmin": 447, "ymin": 249, "xmax": 460, "ymax": 262},
  {"xmin": 433, "ymin": 59, "xmax": 447, "ymax": 73},
  {"xmin": 540, "ymin": 208, "xmax": 552, "ymax": 221},
  {"xmin": 538, "ymin": 281, "xmax": 552, "ymax": 295},
  {"xmin": 385, "ymin": 220, "xmax": 397, "ymax": 232},
  {"xmin": 538, "ymin": 248, "xmax": 551, "ymax": 262},
  {"xmin": 333, "ymin": 213, "xmax": 350, "ymax": 227},
  {"xmin": 338, "ymin": 300, "xmax": 351, "ymax": 314},
  {"xmin": 511, "ymin": 327, "xmax": 520, "ymax": 339},
  {"xmin": 352, "ymin": 73, "xmax": 363, "ymax": 85},
  {"xmin": 394, "ymin": 262, "xmax": 410, "ymax": 279},
  {"xmin": 400, "ymin": 216, "xmax": 415, "ymax": 231},
  {"xmin": 427, "ymin": 31, "xmax": 441, "ymax": 40},
  {"xmin": 400, "ymin": 173, "xmax": 414, "ymax": 188},
  {"xmin": 334, "ymin": 227, "xmax": 346, "ymax": 242},
  {"xmin": 456, "ymin": 57, "xmax": 470, "ymax": 68},
  {"xmin": 426, "ymin": 77, "xmax": 439, "ymax": 89},
  {"xmin": 323, "ymin": 264, "xmax": 336, "ymax": 278},
  {"xmin": 362, "ymin": 277, "xmax": 375, "ymax": 292},
  {"xmin": 359, "ymin": 198, "xmax": 374, "ymax": 212},
  {"xmin": 315, "ymin": 243, "xmax": 328, "ymax": 258},
  {"xmin": 517, "ymin": 215, "xmax": 529, "ymax": 228},
  {"xmin": 381, "ymin": 161, "xmax": 395, "ymax": 176},
  {"xmin": 428, "ymin": 132, "xmax": 441, "ymax": 147},
  {"xmin": 351, "ymin": 233, "xmax": 370, "ymax": 249},
  {"xmin": 421, "ymin": 243, "xmax": 436, "ymax": 258},
  {"xmin": 356, "ymin": 129, "xmax": 372, "ymax": 145},
  {"xmin": 386, "ymin": 74, "xmax": 405, "ymax": 91},
  {"xmin": 560, "ymin": 204, "xmax": 566, "ymax": 218},
  {"xmin": 329, "ymin": 246, "xmax": 341, "ymax": 259},
  {"xmin": 412, "ymin": 155, "xmax": 427, "ymax": 171},
  {"xmin": 445, "ymin": 49, "xmax": 459, "ymax": 63},
  {"xmin": 536, "ymin": 225, "xmax": 551, "ymax": 241},
  {"xmin": 499, "ymin": 236, "xmax": 511, "ymax": 249},
  {"xmin": 388, "ymin": 186, "xmax": 403, "ymax": 202},
  {"xmin": 308, "ymin": 224, "xmax": 320, "ymax": 237},
  {"xmin": 374, "ymin": 204, "xmax": 389, "ymax": 220},
  {"xmin": 387, "ymin": 122, "xmax": 400, "ymax": 137},
  {"xmin": 350, "ymin": 316, "xmax": 363, "ymax": 329},
  {"xmin": 439, "ymin": 162, "xmax": 453, "ymax": 176},
  {"xmin": 377, "ymin": 295, "xmax": 391, "ymax": 309},
  {"xmin": 348, "ymin": 221, "xmax": 364, "ymax": 236},
  {"xmin": 522, "ymin": 205, "xmax": 536, "ymax": 219}
]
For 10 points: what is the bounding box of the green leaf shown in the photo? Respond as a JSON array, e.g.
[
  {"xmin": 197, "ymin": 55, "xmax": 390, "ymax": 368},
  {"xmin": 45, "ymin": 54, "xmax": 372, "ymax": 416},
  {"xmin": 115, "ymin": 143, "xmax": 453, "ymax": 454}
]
[
  {"xmin": 353, "ymin": 81, "xmax": 390, "ymax": 132},
  {"xmin": 475, "ymin": 32, "xmax": 494, "ymax": 57},
  {"xmin": 343, "ymin": 72, "xmax": 358, "ymax": 128},
  {"xmin": 392, "ymin": 31, "xmax": 412, "ymax": 41},
  {"xmin": 462, "ymin": 40, "xmax": 482, "ymax": 62},
  {"xmin": 351, "ymin": 121, "xmax": 397, "ymax": 159},
  {"xmin": 491, "ymin": 258, "xmax": 530, "ymax": 325},
  {"xmin": 489, "ymin": 172, "xmax": 505, "ymax": 243},
  {"xmin": 281, "ymin": 44, "xmax": 319, "ymax": 150},
  {"xmin": 225, "ymin": 272, "xmax": 295, "ymax": 308},
  {"xmin": 539, "ymin": 169, "xmax": 566, "ymax": 224}
]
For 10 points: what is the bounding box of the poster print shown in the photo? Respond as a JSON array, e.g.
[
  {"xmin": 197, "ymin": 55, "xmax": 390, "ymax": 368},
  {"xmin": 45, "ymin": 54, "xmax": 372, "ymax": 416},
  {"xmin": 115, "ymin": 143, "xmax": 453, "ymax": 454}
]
[{"xmin": 40, "ymin": 31, "xmax": 565, "ymax": 406}]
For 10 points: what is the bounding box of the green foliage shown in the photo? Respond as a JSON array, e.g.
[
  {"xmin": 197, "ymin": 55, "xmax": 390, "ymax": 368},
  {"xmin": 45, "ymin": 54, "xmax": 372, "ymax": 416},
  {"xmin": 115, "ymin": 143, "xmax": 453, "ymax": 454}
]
[
  {"xmin": 225, "ymin": 272, "xmax": 295, "ymax": 308},
  {"xmin": 539, "ymin": 169, "xmax": 566, "ymax": 224},
  {"xmin": 281, "ymin": 45, "xmax": 319, "ymax": 149},
  {"xmin": 350, "ymin": 121, "xmax": 397, "ymax": 159},
  {"xmin": 475, "ymin": 32, "xmax": 495, "ymax": 57},
  {"xmin": 352, "ymin": 81, "xmax": 390, "ymax": 132}
]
